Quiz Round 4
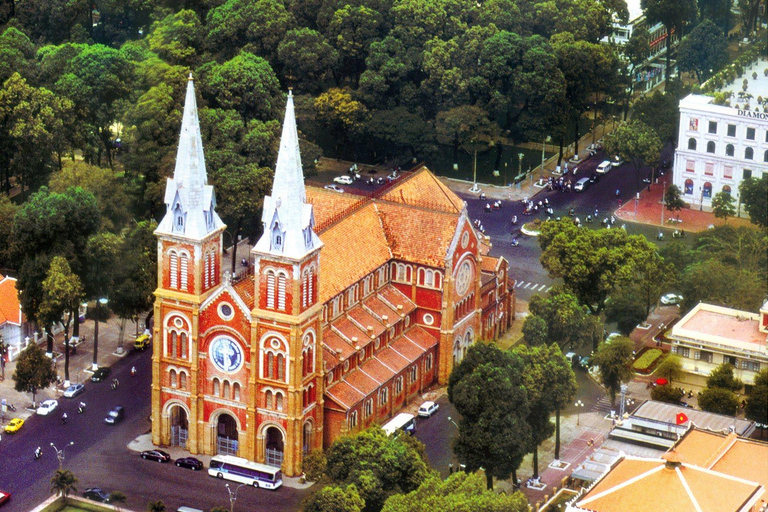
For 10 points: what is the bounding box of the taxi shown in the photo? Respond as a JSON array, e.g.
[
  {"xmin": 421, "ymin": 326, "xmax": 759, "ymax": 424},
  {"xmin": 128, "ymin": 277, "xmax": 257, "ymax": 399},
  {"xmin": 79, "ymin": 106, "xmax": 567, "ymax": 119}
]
[
  {"xmin": 134, "ymin": 334, "xmax": 151, "ymax": 351},
  {"xmin": 4, "ymin": 418, "xmax": 24, "ymax": 434}
]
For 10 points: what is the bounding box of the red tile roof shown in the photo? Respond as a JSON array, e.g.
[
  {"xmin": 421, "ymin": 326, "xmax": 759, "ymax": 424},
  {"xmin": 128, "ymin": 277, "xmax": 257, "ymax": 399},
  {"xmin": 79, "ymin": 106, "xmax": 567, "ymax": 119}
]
[
  {"xmin": 358, "ymin": 357, "xmax": 395, "ymax": 384},
  {"xmin": 325, "ymin": 380, "xmax": 365, "ymax": 410},
  {"xmin": 378, "ymin": 167, "xmax": 464, "ymax": 213},
  {"xmin": 404, "ymin": 326, "xmax": 439, "ymax": 350},
  {"xmin": 0, "ymin": 275, "xmax": 21, "ymax": 326},
  {"xmin": 480, "ymin": 256, "xmax": 500, "ymax": 273},
  {"xmin": 378, "ymin": 286, "xmax": 417, "ymax": 317},
  {"xmin": 346, "ymin": 308, "xmax": 387, "ymax": 339},
  {"xmin": 377, "ymin": 202, "xmax": 457, "ymax": 268},
  {"xmin": 323, "ymin": 330, "xmax": 356, "ymax": 362},
  {"xmin": 232, "ymin": 275, "xmax": 255, "ymax": 309},
  {"xmin": 375, "ymin": 346, "xmax": 410, "ymax": 374},
  {"xmin": 389, "ymin": 336, "xmax": 423, "ymax": 362},
  {"xmin": 363, "ymin": 294, "xmax": 400, "ymax": 324}
]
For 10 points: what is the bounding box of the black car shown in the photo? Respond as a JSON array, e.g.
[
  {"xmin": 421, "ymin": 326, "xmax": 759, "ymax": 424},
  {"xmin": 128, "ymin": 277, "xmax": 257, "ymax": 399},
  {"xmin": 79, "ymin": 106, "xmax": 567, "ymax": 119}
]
[
  {"xmin": 83, "ymin": 488, "xmax": 111, "ymax": 503},
  {"xmin": 588, "ymin": 174, "xmax": 600, "ymax": 183},
  {"xmin": 175, "ymin": 457, "xmax": 204, "ymax": 471},
  {"xmin": 104, "ymin": 406, "xmax": 125, "ymax": 425},
  {"xmin": 141, "ymin": 449, "xmax": 171, "ymax": 463},
  {"xmin": 91, "ymin": 367, "xmax": 111, "ymax": 382}
]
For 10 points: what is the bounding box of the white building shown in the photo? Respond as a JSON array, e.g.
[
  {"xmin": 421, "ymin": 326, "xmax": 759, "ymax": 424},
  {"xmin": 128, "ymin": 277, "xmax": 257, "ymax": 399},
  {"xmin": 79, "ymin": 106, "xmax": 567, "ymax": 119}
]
[
  {"xmin": 668, "ymin": 301, "xmax": 768, "ymax": 389},
  {"xmin": 673, "ymin": 61, "xmax": 768, "ymax": 210}
]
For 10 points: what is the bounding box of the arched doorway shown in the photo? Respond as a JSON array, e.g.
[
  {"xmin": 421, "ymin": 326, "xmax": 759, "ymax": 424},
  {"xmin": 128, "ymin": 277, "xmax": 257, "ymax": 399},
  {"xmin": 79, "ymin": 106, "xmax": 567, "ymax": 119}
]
[
  {"xmin": 265, "ymin": 426, "xmax": 284, "ymax": 467},
  {"xmin": 216, "ymin": 413, "xmax": 239, "ymax": 456},
  {"xmin": 169, "ymin": 405, "xmax": 188, "ymax": 447}
]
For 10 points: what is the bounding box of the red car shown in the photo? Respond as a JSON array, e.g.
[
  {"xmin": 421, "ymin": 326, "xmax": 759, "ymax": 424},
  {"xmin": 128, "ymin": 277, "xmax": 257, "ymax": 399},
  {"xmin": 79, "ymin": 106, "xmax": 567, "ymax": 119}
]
[{"xmin": 0, "ymin": 490, "xmax": 11, "ymax": 507}]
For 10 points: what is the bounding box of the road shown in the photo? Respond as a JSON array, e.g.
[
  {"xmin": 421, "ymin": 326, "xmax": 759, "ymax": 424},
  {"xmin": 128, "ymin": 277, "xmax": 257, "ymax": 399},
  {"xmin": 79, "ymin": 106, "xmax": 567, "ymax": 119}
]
[{"xmin": 0, "ymin": 350, "xmax": 307, "ymax": 512}]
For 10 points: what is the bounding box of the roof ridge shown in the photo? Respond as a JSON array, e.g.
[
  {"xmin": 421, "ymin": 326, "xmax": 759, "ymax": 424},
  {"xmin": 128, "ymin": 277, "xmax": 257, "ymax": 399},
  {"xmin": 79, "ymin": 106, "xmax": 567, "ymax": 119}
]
[
  {"xmin": 702, "ymin": 432, "xmax": 739, "ymax": 469},
  {"xmin": 579, "ymin": 463, "xmax": 665, "ymax": 507}
]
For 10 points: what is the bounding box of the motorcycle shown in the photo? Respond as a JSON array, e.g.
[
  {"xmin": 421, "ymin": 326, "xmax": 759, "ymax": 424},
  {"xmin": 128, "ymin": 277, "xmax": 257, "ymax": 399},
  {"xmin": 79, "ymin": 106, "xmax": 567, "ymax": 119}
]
[
  {"xmin": 34, "ymin": 447, "xmax": 42, "ymax": 460},
  {"xmin": 511, "ymin": 238, "xmax": 519, "ymax": 247}
]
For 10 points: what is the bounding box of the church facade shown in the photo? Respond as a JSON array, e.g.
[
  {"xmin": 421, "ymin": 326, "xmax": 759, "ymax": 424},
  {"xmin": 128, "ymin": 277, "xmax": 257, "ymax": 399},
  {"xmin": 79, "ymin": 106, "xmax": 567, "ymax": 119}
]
[{"xmin": 151, "ymin": 77, "xmax": 515, "ymax": 476}]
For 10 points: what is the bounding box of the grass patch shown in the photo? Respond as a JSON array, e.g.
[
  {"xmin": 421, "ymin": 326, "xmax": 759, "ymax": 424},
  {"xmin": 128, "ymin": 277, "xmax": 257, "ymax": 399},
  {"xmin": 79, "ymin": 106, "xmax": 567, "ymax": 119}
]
[{"xmin": 632, "ymin": 348, "xmax": 663, "ymax": 372}]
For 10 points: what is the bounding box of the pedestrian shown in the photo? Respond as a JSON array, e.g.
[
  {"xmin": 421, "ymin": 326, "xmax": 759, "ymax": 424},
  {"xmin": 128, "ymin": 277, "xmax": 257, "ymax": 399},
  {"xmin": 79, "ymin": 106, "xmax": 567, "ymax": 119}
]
[{"xmin": 618, "ymin": 199, "xmax": 622, "ymax": 207}]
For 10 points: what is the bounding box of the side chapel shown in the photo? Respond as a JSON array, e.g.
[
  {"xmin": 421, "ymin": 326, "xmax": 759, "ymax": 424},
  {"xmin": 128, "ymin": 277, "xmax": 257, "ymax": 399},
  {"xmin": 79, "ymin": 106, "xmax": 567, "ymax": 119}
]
[{"xmin": 151, "ymin": 76, "xmax": 515, "ymax": 476}]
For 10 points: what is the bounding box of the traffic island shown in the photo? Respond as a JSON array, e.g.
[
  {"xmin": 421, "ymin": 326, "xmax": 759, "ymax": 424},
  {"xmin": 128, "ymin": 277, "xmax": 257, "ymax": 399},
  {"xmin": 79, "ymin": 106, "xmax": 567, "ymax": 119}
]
[{"xmin": 521, "ymin": 219, "xmax": 543, "ymax": 236}]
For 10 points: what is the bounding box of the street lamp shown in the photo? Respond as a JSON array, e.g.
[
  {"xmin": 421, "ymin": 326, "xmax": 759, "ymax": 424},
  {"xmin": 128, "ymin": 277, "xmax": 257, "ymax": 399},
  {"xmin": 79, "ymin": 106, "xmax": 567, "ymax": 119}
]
[
  {"xmin": 92, "ymin": 297, "xmax": 108, "ymax": 371},
  {"xmin": 541, "ymin": 136, "xmax": 551, "ymax": 173},
  {"xmin": 575, "ymin": 400, "xmax": 585, "ymax": 426},
  {"xmin": 447, "ymin": 416, "xmax": 459, "ymax": 430},
  {"xmin": 50, "ymin": 441, "xmax": 74, "ymax": 471},
  {"xmin": 660, "ymin": 180, "xmax": 666, "ymax": 226},
  {"xmin": 225, "ymin": 483, "xmax": 245, "ymax": 512},
  {"xmin": 518, "ymin": 152, "xmax": 524, "ymax": 181},
  {"xmin": 470, "ymin": 140, "xmax": 480, "ymax": 193}
]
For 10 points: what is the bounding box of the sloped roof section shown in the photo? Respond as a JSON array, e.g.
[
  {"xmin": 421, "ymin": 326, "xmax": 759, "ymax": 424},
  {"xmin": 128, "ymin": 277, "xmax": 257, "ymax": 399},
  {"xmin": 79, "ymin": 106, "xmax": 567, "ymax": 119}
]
[
  {"xmin": 377, "ymin": 202, "xmax": 456, "ymax": 268},
  {"xmin": 379, "ymin": 167, "xmax": 464, "ymax": 213}
]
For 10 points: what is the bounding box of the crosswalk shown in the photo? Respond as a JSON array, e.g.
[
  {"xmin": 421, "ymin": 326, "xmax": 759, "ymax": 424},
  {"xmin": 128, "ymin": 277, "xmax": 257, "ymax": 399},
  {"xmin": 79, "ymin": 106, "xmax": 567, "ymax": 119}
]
[
  {"xmin": 591, "ymin": 396, "xmax": 617, "ymax": 415},
  {"xmin": 514, "ymin": 281, "xmax": 552, "ymax": 293}
]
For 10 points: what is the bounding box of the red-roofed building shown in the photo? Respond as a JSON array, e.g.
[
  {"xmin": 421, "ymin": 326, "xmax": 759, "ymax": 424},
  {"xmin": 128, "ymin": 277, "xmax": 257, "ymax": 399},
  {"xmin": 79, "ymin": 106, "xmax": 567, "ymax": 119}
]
[
  {"xmin": 151, "ymin": 84, "xmax": 515, "ymax": 477},
  {"xmin": 0, "ymin": 274, "xmax": 29, "ymax": 353}
]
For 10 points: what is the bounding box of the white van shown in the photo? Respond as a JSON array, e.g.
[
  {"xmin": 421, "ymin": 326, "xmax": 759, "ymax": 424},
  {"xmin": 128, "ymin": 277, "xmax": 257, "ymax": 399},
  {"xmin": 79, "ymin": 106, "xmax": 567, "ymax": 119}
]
[
  {"xmin": 177, "ymin": 507, "xmax": 204, "ymax": 512},
  {"xmin": 596, "ymin": 160, "xmax": 612, "ymax": 174},
  {"xmin": 574, "ymin": 177, "xmax": 590, "ymax": 192}
]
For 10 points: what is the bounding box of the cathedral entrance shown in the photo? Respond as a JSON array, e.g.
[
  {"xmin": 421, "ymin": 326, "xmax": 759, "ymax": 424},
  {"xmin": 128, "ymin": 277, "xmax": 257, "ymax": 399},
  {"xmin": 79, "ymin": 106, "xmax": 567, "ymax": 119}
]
[
  {"xmin": 169, "ymin": 405, "xmax": 188, "ymax": 447},
  {"xmin": 216, "ymin": 413, "xmax": 239, "ymax": 456},
  {"xmin": 265, "ymin": 426, "xmax": 284, "ymax": 467}
]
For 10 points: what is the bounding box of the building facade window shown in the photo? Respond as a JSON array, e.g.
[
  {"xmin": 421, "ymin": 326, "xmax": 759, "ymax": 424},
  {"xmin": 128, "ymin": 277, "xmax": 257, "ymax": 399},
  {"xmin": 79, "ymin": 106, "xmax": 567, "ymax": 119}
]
[
  {"xmin": 364, "ymin": 399, "xmax": 373, "ymax": 418},
  {"xmin": 708, "ymin": 121, "xmax": 717, "ymax": 134},
  {"xmin": 349, "ymin": 411, "xmax": 358, "ymax": 429},
  {"xmin": 704, "ymin": 163, "xmax": 714, "ymax": 176},
  {"xmin": 706, "ymin": 141, "xmax": 716, "ymax": 153},
  {"xmin": 687, "ymin": 138, "xmax": 697, "ymax": 150},
  {"xmin": 745, "ymin": 147, "xmax": 754, "ymax": 160},
  {"xmin": 395, "ymin": 376, "xmax": 403, "ymax": 395},
  {"xmin": 725, "ymin": 144, "xmax": 734, "ymax": 157},
  {"xmin": 746, "ymin": 127, "xmax": 756, "ymax": 140},
  {"xmin": 409, "ymin": 365, "xmax": 418, "ymax": 384},
  {"xmin": 686, "ymin": 160, "xmax": 696, "ymax": 173},
  {"xmin": 727, "ymin": 124, "xmax": 736, "ymax": 137},
  {"xmin": 703, "ymin": 182, "xmax": 713, "ymax": 198},
  {"xmin": 379, "ymin": 387, "xmax": 388, "ymax": 406},
  {"xmin": 723, "ymin": 166, "xmax": 733, "ymax": 179}
]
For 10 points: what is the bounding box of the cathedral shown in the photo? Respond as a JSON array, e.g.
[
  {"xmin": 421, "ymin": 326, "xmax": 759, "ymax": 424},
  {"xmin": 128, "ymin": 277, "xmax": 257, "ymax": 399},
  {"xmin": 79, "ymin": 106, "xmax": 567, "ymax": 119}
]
[{"xmin": 151, "ymin": 76, "xmax": 515, "ymax": 476}]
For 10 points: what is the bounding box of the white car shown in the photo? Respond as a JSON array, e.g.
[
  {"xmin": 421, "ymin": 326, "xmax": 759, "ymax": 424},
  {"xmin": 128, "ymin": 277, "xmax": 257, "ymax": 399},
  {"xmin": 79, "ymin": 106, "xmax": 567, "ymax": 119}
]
[
  {"xmin": 324, "ymin": 184, "xmax": 344, "ymax": 193},
  {"xmin": 418, "ymin": 401, "xmax": 439, "ymax": 418},
  {"xmin": 36, "ymin": 399, "xmax": 59, "ymax": 416},
  {"xmin": 334, "ymin": 175, "xmax": 353, "ymax": 185},
  {"xmin": 612, "ymin": 156, "xmax": 625, "ymax": 167},
  {"xmin": 63, "ymin": 383, "xmax": 85, "ymax": 398},
  {"xmin": 660, "ymin": 293, "xmax": 683, "ymax": 305}
]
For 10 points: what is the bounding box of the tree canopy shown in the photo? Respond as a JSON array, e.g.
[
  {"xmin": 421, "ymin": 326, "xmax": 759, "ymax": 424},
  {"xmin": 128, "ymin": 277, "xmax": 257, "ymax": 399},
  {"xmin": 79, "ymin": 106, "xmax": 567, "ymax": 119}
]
[{"xmin": 592, "ymin": 336, "xmax": 634, "ymax": 405}]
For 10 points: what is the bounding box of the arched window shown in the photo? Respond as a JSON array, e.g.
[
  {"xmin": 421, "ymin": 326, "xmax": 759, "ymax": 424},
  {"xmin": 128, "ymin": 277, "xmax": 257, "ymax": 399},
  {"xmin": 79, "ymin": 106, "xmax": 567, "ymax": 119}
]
[
  {"xmin": 179, "ymin": 253, "xmax": 188, "ymax": 291},
  {"xmin": 266, "ymin": 270, "xmax": 276, "ymax": 309},
  {"xmin": 302, "ymin": 269, "xmax": 309, "ymax": 308},
  {"xmin": 703, "ymin": 182, "xmax": 713, "ymax": 198},
  {"xmin": 764, "ymin": 149, "xmax": 768, "ymax": 162},
  {"xmin": 170, "ymin": 331, "xmax": 178, "ymax": 357},
  {"xmin": 688, "ymin": 138, "xmax": 697, "ymax": 150},
  {"xmin": 745, "ymin": 147, "xmax": 754, "ymax": 160},
  {"xmin": 179, "ymin": 372, "xmax": 187, "ymax": 389},
  {"xmin": 726, "ymin": 144, "xmax": 735, "ymax": 156},
  {"xmin": 170, "ymin": 369, "xmax": 177, "ymax": 387},
  {"xmin": 204, "ymin": 251, "xmax": 211, "ymax": 288},
  {"xmin": 266, "ymin": 352, "xmax": 274, "ymax": 379},
  {"xmin": 303, "ymin": 422, "xmax": 313, "ymax": 454},
  {"xmin": 303, "ymin": 332, "xmax": 315, "ymax": 377},
  {"xmin": 364, "ymin": 399, "xmax": 373, "ymax": 417},
  {"xmin": 277, "ymin": 272, "xmax": 286, "ymax": 311},
  {"xmin": 233, "ymin": 383, "xmax": 240, "ymax": 401},
  {"xmin": 223, "ymin": 380, "xmax": 230, "ymax": 399},
  {"xmin": 271, "ymin": 221, "xmax": 283, "ymax": 251},
  {"xmin": 395, "ymin": 376, "xmax": 403, "ymax": 395},
  {"xmin": 180, "ymin": 333, "xmax": 187, "ymax": 359},
  {"xmin": 174, "ymin": 204, "xmax": 184, "ymax": 232},
  {"xmin": 706, "ymin": 141, "xmax": 716, "ymax": 153},
  {"xmin": 308, "ymin": 267, "xmax": 315, "ymax": 304},
  {"xmin": 265, "ymin": 390, "xmax": 273, "ymax": 409},
  {"xmin": 276, "ymin": 392, "xmax": 284, "ymax": 411},
  {"xmin": 349, "ymin": 411, "xmax": 358, "ymax": 429},
  {"xmin": 277, "ymin": 354, "xmax": 285, "ymax": 381},
  {"xmin": 722, "ymin": 184, "xmax": 731, "ymax": 196},
  {"xmin": 169, "ymin": 251, "xmax": 178, "ymax": 289},
  {"xmin": 684, "ymin": 179, "xmax": 694, "ymax": 195},
  {"xmin": 213, "ymin": 378, "xmax": 220, "ymax": 396},
  {"xmin": 379, "ymin": 387, "xmax": 388, "ymax": 406}
]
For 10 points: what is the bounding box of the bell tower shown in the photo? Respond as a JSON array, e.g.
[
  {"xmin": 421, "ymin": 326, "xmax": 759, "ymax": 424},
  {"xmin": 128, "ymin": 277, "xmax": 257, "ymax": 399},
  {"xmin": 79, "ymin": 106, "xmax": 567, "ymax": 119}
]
[
  {"xmin": 152, "ymin": 74, "xmax": 225, "ymax": 449},
  {"xmin": 249, "ymin": 91, "xmax": 324, "ymax": 476}
]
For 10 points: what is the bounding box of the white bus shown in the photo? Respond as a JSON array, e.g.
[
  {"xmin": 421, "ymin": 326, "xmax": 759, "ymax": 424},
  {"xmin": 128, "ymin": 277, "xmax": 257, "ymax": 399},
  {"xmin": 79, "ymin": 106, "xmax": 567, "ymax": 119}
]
[
  {"xmin": 208, "ymin": 455, "xmax": 283, "ymax": 490},
  {"xmin": 382, "ymin": 413, "xmax": 416, "ymax": 436}
]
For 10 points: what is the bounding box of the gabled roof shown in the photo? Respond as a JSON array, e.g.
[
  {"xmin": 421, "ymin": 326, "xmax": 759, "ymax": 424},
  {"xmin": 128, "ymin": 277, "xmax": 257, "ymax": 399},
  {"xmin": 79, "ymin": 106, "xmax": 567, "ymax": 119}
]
[
  {"xmin": 378, "ymin": 167, "xmax": 464, "ymax": 213},
  {"xmin": 376, "ymin": 202, "xmax": 458, "ymax": 268},
  {"xmin": 0, "ymin": 275, "xmax": 21, "ymax": 326}
]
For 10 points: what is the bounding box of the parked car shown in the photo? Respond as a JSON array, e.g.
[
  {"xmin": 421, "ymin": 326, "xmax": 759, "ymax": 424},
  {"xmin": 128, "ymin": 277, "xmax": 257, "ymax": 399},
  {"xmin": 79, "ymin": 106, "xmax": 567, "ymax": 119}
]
[
  {"xmin": 588, "ymin": 173, "xmax": 600, "ymax": 183},
  {"xmin": 660, "ymin": 293, "xmax": 683, "ymax": 305},
  {"xmin": 565, "ymin": 352, "xmax": 578, "ymax": 367},
  {"xmin": 63, "ymin": 383, "xmax": 85, "ymax": 398},
  {"xmin": 334, "ymin": 175, "xmax": 353, "ymax": 185},
  {"xmin": 611, "ymin": 155, "xmax": 625, "ymax": 167},
  {"xmin": 4, "ymin": 418, "xmax": 23, "ymax": 434},
  {"xmin": 324, "ymin": 184, "xmax": 344, "ymax": 193},
  {"xmin": 141, "ymin": 449, "xmax": 171, "ymax": 463},
  {"xmin": 104, "ymin": 406, "xmax": 125, "ymax": 425},
  {"xmin": 574, "ymin": 177, "xmax": 590, "ymax": 192},
  {"xmin": 83, "ymin": 488, "xmax": 111, "ymax": 503},
  {"xmin": 91, "ymin": 367, "xmax": 111, "ymax": 382},
  {"xmin": 36, "ymin": 399, "xmax": 59, "ymax": 416},
  {"xmin": 133, "ymin": 334, "xmax": 151, "ymax": 351},
  {"xmin": 579, "ymin": 356, "xmax": 591, "ymax": 370},
  {"xmin": 175, "ymin": 457, "xmax": 204, "ymax": 471},
  {"xmin": 596, "ymin": 160, "xmax": 613, "ymax": 174},
  {"xmin": 418, "ymin": 401, "xmax": 439, "ymax": 418},
  {"xmin": 0, "ymin": 490, "xmax": 10, "ymax": 507}
]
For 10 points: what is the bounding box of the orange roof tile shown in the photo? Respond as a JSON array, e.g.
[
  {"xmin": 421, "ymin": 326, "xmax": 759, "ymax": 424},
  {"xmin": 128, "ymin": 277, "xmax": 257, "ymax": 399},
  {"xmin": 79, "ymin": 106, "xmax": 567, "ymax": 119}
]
[
  {"xmin": 306, "ymin": 186, "xmax": 365, "ymax": 228},
  {"xmin": 344, "ymin": 368, "xmax": 379, "ymax": 399},
  {"xmin": 364, "ymin": 293, "xmax": 399, "ymax": 323},
  {"xmin": 332, "ymin": 317, "xmax": 370, "ymax": 347},
  {"xmin": 378, "ymin": 167, "xmax": 464, "ymax": 213},
  {"xmin": 232, "ymin": 275, "xmax": 255, "ymax": 309},
  {"xmin": 323, "ymin": 346, "xmax": 340, "ymax": 369},
  {"xmin": 378, "ymin": 286, "xmax": 417, "ymax": 317},
  {"xmin": 317, "ymin": 203, "xmax": 391, "ymax": 303},
  {"xmin": 359, "ymin": 357, "xmax": 395, "ymax": 384},
  {"xmin": 323, "ymin": 330, "xmax": 356, "ymax": 362},
  {"xmin": 480, "ymin": 256, "xmax": 500, "ymax": 273},
  {"xmin": 0, "ymin": 275, "xmax": 21, "ymax": 326},
  {"xmin": 375, "ymin": 346, "xmax": 410, "ymax": 374},
  {"xmin": 404, "ymin": 326, "xmax": 438, "ymax": 350},
  {"xmin": 389, "ymin": 336, "xmax": 423, "ymax": 363},
  {"xmin": 325, "ymin": 380, "xmax": 364, "ymax": 410},
  {"xmin": 346, "ymin": 308, "xmax": 387, "ymax": 339},
  {"xmin": 377, "ymin": 202, "xmax": 457, "ymax": 268}
]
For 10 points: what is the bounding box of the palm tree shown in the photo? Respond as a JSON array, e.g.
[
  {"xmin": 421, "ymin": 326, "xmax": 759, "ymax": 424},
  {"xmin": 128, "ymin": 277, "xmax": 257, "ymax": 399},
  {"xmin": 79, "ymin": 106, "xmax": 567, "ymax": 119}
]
[
  {"xmin": 50, "ymin": 469, "xmax": 78, "ymax": 499},
  {"xmin": 147, "ymin": 500, "xmax": 166, "ymax": 512}
]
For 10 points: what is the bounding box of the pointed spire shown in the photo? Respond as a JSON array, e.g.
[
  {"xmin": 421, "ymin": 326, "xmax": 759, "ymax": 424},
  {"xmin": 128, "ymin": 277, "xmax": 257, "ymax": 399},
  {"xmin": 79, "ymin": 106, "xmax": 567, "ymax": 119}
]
[
  {"xmin": 271, "ymin": 90, "xmax": 306, "ymax": 210},
  {"xmin": 174, "ymin": 73, "xmax": 207, "ymax": 193}
]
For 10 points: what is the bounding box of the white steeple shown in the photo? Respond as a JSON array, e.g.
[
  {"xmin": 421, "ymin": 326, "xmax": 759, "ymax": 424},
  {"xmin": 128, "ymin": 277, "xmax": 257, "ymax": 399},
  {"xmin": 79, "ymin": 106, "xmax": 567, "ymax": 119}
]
[
  {"xmin": 255, "ymin": 91, "xmax": 321, "ymax": 260},
  {"xmin": 156, "ymin": 74, "xmax": 224, "ymax": 240}
]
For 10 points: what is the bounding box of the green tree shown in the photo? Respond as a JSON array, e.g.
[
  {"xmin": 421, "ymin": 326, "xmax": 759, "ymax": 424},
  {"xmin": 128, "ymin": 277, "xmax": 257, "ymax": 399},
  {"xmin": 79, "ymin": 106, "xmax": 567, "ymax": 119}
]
[
  {"xmin": 50, "ymin": 469, "xmax": 78, "ymax": 498},
  {"xmin": 711, "ymin": 191, "xmax": 736, "ymax": 223},
  {"xmin": 305, "ymin": 484, "xmax": 365, "ymax": 512},
  {"xmin": 522, "ymin": 315, "xmax": 549, "ymax": 346},
  {"xmin": 621, "ymin": 27, "xmax": 651, "ymax": 117},
  {"xmin": 302, "ymin": 449, "xmax": 327, "ymax": 482},
  {"xmin": 204, "ymin": 0, "xmax": 294, "ymax": 60},
  {"xmin": 680, "ymin": 260, "xmax": 766, "ymax": 313},
  {"xmin": 605, "ymin": 289, "xmax": 648, "ymax": 334},
  {"xmin": 698, "ymin": 386, "xmax": 739, "ymax": 415},
  {"xmin": 0, "ymin": 27, "xmax": 37, "ymax": 83},
  {"xmin": 655, "ymin": 355, "xmax": 683, "ymax": 384},
  {"xmin": 527, "ymin": 288, "xmax": 598, "ymax": 350},
  {"xmin": 651, "ymin": 384, "xmax": 684, "ymax": 403},
  {"xmin": 148, "ymin": 9, "xmax": 203, "ymax": 66},
  {"xmin": 277, "ymin": 28, "xmax": 338, "ymax": 92},
  {"xmin": 381, "ymin": 472, "xmax": 528, "ymax": 512},
  {"xmin": 603, "ymin": 120, "xmax": 662, "ymax": 190},
  {"xmin": 642, "ymin": 0, "xmax": 698, "ymax": 88},
  {"xmin": 0, "ymin": 194, "xmax": 17, "ymax": 268},
  {"xmin": 39, "ymin": 256, "xmax": 84, "ymax": 382},
  {"xmin": 592, "ymin": 336, "xmax": 634, "ymax": 405},
  {"xmin": 676, "ymin": 20, "xmax": 728, "ymax": 83},
  {"xmin": 435, "ymin": 105, "xmax": 500, "ymax": 187},
  {"xmin": 314, "ymin": 87, "xmax": 369, "ymax": 155},
  {"xmin": 745, "ymin": 368, "xmax": 768, "ymax": 424},
  {"xmin": 699, "ymin": 0, "xmax": 731, "ymax": 33},
  {"xmin": 739, "ymin": 174, "xmax": 767, "ymax": 228},
  {"xmin": 15, "ymin": 0, "xmax": 89, "ymax": 45},
  {"xmin": 664, "ymin": 184, "xmax": 687, "ymax": 212},
  {"xmin": 13, "ymin": 343, "xmax": 57, "ymax": 407},
  {"xmin": 448, "ymin": 343, "xmax": 531, "ymax": 489},
  {"xmin": 321, "ymin": 427, "xmax": 429, "ymax": 512},
  {"xmin": 326, "ymin": 5, "xmax": 383, "ymax": 82},
  {"xmin": 633, "ymin": 88, "xmax": 683, "ymax": 144},
  {"xmin": 147, "ymin": 501, "xmax": 166, "ymax": 512},
  {"xmin": 706, "ymin": 363, "xmax": 743, "ymax": 392}
]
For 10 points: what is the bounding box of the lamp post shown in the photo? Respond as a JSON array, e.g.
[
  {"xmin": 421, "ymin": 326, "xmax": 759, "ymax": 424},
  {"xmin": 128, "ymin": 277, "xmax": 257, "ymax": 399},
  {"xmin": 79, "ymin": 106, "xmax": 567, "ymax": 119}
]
[
  {"xmin": 518, "ymin": 152, "xmax": 524, "ymax": 181},
  {"xmin": 92, "ymin": 297, "xmax": 108, "ymax": 371},
  {"xmin": 225, "ymin": 483, "xmax": 245, "ymax": 512},
  {"xmin": 660, "ymin": 180, "xmax": 666, "ymax": 226},
  {"xmin": 541, "ymin": 136, "xmax": 550, "ymax": 173},
  {"xmin": 50, "ymin": 441, "xmax": 74, "ymax": 471},
  {"xmin": 447, "ymin": 416, "xmax": 459, "ymax": 430},
  {"xmin": 470, "ymin": 140, "xmax": 480, "ymax": 193},
  {"xmin": 575, "ymin": 400, "xmax": 585, "ymax": 426}
]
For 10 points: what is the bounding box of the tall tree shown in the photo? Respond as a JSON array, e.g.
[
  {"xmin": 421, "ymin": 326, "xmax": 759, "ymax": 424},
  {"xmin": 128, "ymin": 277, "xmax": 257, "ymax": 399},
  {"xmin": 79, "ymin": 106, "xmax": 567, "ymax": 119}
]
[
  {"xmin": 698, "ymin": 387, "xmax": 739, "ymax": 415},
  {"xmin": 642, "ymin": 0, "xmax": 698, "ymax": 88},
  {"xmin": 50, "ymin": 469, "xmax": 78, "ymax": 498},
  {"xmin": 603, "ymin": 120, "xmax": 662, "ymax": 191},
  {"xmin": 738, "ymin": 174, "xmax": 767, "ymax": 228},
  {"xmin": 277, "ymin": 28, "xmax": 339, "ymax": 92},
  {"xmin": 655, "ymin": 355, "xmax": 683, "ymax": 384},
  {"xmin": 448, "ymin": 343, "xmax": 531, "ymax": 489},
  {"xmin": 664, "ymin": 184, "xmax": 687, "ymax": 211},
  {"xmin": 592, "ymin": 336, "xmax": 634, "ymax": 405},
  {"xmin": 706, "ymin": 363, "xmax": 743, "ymax": 391},
  {"xmin": 305, "ymin": 484, "xmax": 365, "ymax": 512},
  {"xmin": 326, "ymin": 5, "xmax": 383, "ymax": 83},
  {"xmin": 676, "ymin": 20, "xmax": 728, "ymax": 83},
  {"xmin": 13, "ymin": 342, "xmax": 57, "ymax": 406},
  {"xmin": 621, "ymin": 27, "xmax": 651, "ymax": 118},
  {"xmin": 0, "ymin": 194, "xmax": 17, "ymax": 268},
  {"xmin": 0, "ymin": 27, "xmax": 37, "ymax": 84},
  {"xmin": 711, "ymin": 191, "xmax": 736, "ymax": 223},
  {"xmin": 435, "ymin": 105, "xmax": 500, "ymax": 187},
  {"xmin": 147, "ymin": 9, "xmax": 204, "ymax": 66},
  {"xmin": 633, "ymin": 89, "xmax": 682, "ymax": 144},
  {"xmin": 745, "ymin": 369, "xmax": 768, "ymax": 425},
  {"xmin": 526, "ymin": 288, "xmax": 597, "ymax": 350}
]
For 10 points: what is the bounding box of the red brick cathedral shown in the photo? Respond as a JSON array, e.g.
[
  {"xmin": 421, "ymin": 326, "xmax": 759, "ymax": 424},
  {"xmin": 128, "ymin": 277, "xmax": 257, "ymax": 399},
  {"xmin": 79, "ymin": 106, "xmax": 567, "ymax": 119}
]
[{"xmin": 151, "ymin": 77, "xmax": 515, "ymax": 476}]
